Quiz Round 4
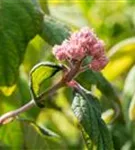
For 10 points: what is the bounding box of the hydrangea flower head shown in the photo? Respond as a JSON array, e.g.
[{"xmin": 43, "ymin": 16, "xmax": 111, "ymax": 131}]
[{"xmin": 53, "ymin": 27, "xmax": 108, "ymax": 71}]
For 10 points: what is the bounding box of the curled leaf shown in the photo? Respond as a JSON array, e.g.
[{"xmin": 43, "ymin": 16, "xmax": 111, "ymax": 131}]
[{"xmin": 30, "ymin": 62, "xmax": 63, "ymax": 107}]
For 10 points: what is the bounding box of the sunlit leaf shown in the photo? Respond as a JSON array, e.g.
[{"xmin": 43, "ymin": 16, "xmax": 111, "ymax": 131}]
[
  {"xmin": 123, "ymin": 65, "xmax": 135, "ymax": 144},
  {"xmin": 17, "ymin": 72, "xmax": 40, "ymax": 118},
  {"xmin": 39, "ymin": 0, "xmax": 50, "ymax": 14},
  {"xmin": 123, "ymin": 65, "xmax": 135, "ymax": 121},
  {"xmin": 30, "ymin": 62, "xmax": 62, "ymax": 107},
  {"xmin": 103, "ymin": 38, "xmax": 135, "ymax": 80},
  {"xmin": 0, "ymin": 0, "xmax": 43, "ymax": 93},
  {"xmin": 129, "ymin": 93, "xmax": 135, "ymax": 121},
  {"xmin": 0, "ymin": 85, "xmax": 16, "ymax": 96},
  {"xmin": 72, "ymin": 88, "xmax": 113, "ymax": 149},
  {"xmin": 78, "ymin": 0, "xmax": 95, "ymax": 17},
  {"xmin": 79, "ymin": 0, "xmax": 133, "ymax": 47},
  {"xmin": 0, "ymin": 120, "xmax": 23, "ymax": 149},
  {"xmin": 102, "ymin": 109, "xmax": 115, "ymax": 124},
  {"xmin": 23, "ymin": 35, "xmax": 46, "ymax": 73},
  {"xmin": 37, "ymin": 108, "xmax": 81, "ymax": 147},
  {"xmin": 0, "ymin": 93, "xmax": 26, "ymax": 149},
  {"xmin": 77, "ymin": 70, "xmax": 120, "ymax": 114}
]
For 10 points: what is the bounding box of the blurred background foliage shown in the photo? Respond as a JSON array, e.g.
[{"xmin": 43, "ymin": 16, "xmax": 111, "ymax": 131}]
[{"xmin": 0, "ymin": 0, "xmax": 135, "ymax": 149}]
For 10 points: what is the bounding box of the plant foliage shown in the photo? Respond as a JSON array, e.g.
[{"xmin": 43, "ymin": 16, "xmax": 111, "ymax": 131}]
[{"xmin": 0, "ymin": 0, "xmax": 135, "ymax": 150}]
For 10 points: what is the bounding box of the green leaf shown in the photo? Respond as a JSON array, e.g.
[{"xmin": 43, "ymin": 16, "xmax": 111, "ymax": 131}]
[
  {"xmin": 101, "ymin": 109, "xmax": 115, "ymax": 124},
  {"xmin": 123, "ymin": 65, "xmax": 135, "ymax": 121},
  {"xmin": 123, "ymin": 65, "xmax": 135, "ymax": 100},
  {"xmin": 21, "ymin": 120, "xmax": 65, "ymax": 150},
  {"xmin": 40, "ymin": 15, "xmax": 70, "ymax": 46},
  {"xmin": 0, "ymin": 95, "xmax": 24, "ymax": 149},
  {"xmin": 103, "ymin": 38, "xmax": 135, "ymax": 80},
  {"xmin": 23, "ymin": 35, "xmax": 46, "ymax": 74},
  {"xmin": 0, "ymin": 120, "xmax": 65, "ymax": 150},
  {"xmin": 72, "ymin": 92, "xmax": 100, "ymax": 143},
  {"xmin": 17, "ymin": 72, "xmax": 40, "ymax": 118},
  {"xmin": 30, "ymin": 62, "xmax": 62, "ymax": 107},
  {"xmin": 0, "ymin": 85, "xmax": 16, "ymax": 96},
  {"xmin": 39, "ymin": 0, "xmax": 50, "ymax": 14},
  {"xmin": 129, "ymin": 93, "xmax": 135, "ymax": 121},
  {"xmin": 81, "ymin": 128, "xmax": 95, "ymax": 149},
  {"xmin": 77, "ymin": 70, "xmax": 120, "ymax": 111},
  {"xmin": 72, "ymin": 89, "xmax": 113, "ymax": 150},
  {"xmin": 0, "ymin": 0, "xmax": 43, "ymax": 88},
  {"xmin": 78, "ymin": 0, "xmax": 95, "ymax": 18},
  {"xmin": 0, "ymin": 121, "xmax": 23, "ymax": 150},
  {"xmin": 110, "ymin": 122, "xmax": 130, "ymax": 150},
  {"xmin": 123, "ymin": 65, "xmax": 135, "ymax": 144},
  {"xmin": 19, "ymin": 118, "xmax": 60, "ymax": 138}
]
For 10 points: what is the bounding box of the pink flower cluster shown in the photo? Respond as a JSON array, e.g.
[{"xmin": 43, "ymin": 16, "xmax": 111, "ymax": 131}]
[{"xmin": 53, "ymin": 27, "xmax": 108, "ymax": 71}]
